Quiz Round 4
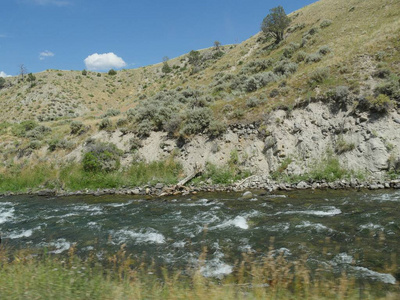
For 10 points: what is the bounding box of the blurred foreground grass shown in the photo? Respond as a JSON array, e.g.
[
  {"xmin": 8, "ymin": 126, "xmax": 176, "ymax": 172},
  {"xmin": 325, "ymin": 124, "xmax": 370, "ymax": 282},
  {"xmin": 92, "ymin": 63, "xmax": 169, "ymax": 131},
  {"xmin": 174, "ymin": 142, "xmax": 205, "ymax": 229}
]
[{"xmin": 0, "ymin": 245, "xmax": 398, "ymax": 300}]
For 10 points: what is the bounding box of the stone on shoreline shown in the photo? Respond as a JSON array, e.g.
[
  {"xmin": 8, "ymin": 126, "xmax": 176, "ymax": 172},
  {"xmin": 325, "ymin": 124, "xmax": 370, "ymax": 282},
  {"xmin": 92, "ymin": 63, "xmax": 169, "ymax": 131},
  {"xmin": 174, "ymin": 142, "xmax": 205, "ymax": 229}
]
[{"xmin": 242, "ymin": 191, "xmax": 253, "ymax": 199}]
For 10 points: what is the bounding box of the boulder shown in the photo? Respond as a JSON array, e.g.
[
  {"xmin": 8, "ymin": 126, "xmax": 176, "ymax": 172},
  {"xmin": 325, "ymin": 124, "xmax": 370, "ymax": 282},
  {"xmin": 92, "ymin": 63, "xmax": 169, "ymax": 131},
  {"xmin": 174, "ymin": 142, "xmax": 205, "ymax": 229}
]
[{"xmin": 242, "ymin": 191, "xmax": 253, "ymax": 199}]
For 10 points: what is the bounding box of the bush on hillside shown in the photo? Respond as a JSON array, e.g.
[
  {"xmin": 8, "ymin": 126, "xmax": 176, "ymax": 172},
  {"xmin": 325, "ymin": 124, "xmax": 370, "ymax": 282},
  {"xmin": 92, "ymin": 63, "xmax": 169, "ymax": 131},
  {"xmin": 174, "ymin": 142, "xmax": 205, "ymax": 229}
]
[
  {"xmin": 240, "ymin": 59, "xmax": 273, "ymax": 74},
  {"xmin": 25, "ymin": 125, "xmax": 52, "ymax": 139},
  {"xmin": 0, "ymin": 77, "xmax": 6, "ymax": 89},
  {"xmin": 308, "ymin": 67, "xmax": 330, "ymax": 86},
  {"xmin": 135, "ymin": 119, "xmax": 154, "ymax": 138},
  {"xmin": 12, "ymin": 120, "xmax": 38, "ymax": 137},
  {"xmin": 318, "ymin": 45, "xmax": 331, "ymax": 55},
  {"xmin": 163, "ymin": 115, "xmax": 182, "ymax": 136},
  {"xmin": 282, "ymin": 43, "xmax": 300, "ymax": 59},
  {"xmin": 326, "ymin": 86, "xmax": 350, "ymax": 103},
  {"xmin": 295, "ymin": 51, "xmax": 307, "ymax": 62},
  {"xmin": 99, "ymin": 118, "xmax": 112, "ymax": 130},
  {"xmin": 273, "ymin": 60, "xmax": 298, "ymax": 76},
  {"xmin": 70, "ymin": 121, "xmax": 84, "ymax": 135},
  {"xmin": 306, "ymin": 53, "xmax": 322, "ymax": 63},
  {"xmin": 368, "ymin": 94, "xmax": 395, "ymax": 113},
  {"xmin": 320, "ymin": 19, "xmax": 332, "ymax": 28},
  {"xmin": 101, "ymin": 109, "xmax": 121, "ymax": 118},
  {"xmin": 208, "ymin": 120, "xmax": 227, "ymax": 138},
  {"xmin": 374, "ymin": 77, "xmax": 400, "ymax": 101},
  {"xmin": 108, "ymin": 69, "xmax": 117, "ymax": 76},
  {"xmin": 181, "ymin": 107, "xmax": 212, "ymax": 135},
  {"xmin": 82, "ymin": 141, "xmax": 122, "ymax": 173}
]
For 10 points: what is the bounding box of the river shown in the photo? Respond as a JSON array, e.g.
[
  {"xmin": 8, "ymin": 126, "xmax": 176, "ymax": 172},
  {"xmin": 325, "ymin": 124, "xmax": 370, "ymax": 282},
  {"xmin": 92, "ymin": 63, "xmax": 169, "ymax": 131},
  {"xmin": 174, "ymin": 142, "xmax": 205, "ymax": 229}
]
[{"xmin": 0, "ymin": 189, "xmax": 399, "ymax": 285}]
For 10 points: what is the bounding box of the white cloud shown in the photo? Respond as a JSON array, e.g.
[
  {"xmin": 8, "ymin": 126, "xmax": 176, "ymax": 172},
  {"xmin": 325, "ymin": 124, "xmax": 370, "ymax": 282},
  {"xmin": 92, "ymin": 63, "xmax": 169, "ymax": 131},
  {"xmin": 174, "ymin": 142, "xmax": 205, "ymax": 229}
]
[
  {"xmin": 0, "ymin": 71, "xmax": 11, "ymax": 78},
  {"xmin": 84, "ymin": 52, "xmax": 127, "ymax": 71},
  {"xmin": 39, "ymin": 50, "xmax": 55, "ymax": 60},
  {"xmin": 29, "ymin": 0, "xmax": 71, "ymax": 6}
]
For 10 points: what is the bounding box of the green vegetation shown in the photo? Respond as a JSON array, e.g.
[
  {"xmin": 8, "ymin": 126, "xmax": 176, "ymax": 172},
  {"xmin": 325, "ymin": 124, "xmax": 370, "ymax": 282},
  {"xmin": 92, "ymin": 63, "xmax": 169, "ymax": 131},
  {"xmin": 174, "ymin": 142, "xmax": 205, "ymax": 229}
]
[
  {"xmin": 261, "ymin": 6, "xmax": 290, "ymax": 43},
  {"xmin": 0, "ymin": 77, "xmax": 5, "ymax": 88},
  {"xmin": 335, "ymin": 136, "xmax": 356, "ymax": 154},
  {"xmin": 0, "ymin": 246, "xmax": 397, "ymax": 300},
  {"xmin": 194, "ymin": 149, "xmax": 251, "ymax": 185},
  {"xmin": 0, "ymin": 158, "xmax": 182, "ymax": 193},
  {"xmin": 272, "ymin": 151, "xmax": 364, "ymax": 183}
]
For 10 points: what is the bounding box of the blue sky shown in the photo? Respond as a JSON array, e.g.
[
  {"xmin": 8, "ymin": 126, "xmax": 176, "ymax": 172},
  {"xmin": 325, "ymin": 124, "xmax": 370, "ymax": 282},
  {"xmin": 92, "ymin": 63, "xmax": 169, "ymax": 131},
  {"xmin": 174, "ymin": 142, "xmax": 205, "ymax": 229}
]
[{"xmin": 0, "ymin": 0, "xmax": 317, "ymax": 77}]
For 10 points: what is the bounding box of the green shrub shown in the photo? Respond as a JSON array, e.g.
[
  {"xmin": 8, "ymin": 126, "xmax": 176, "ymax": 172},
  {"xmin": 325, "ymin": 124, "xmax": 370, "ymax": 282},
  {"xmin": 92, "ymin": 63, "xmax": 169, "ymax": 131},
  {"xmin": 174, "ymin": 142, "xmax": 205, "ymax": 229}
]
[
  {"xmin": 326, "ymin": 86, "xmax": 350, "ymax": 103},
  {"xmin": 82, "ymin": 142, "xmax": 122, "ymax": 173},
  {"xmin": 368, "ymin": 94, "xmax": 395, "ymax": 113},
  {"xmin": 162, "ymin": 62, "xmax": 172, "ymax": 74},
  {"xmin": 12, "ymin": 120, "xmax": 38, "ymax": 137},
  {"xmin": 372, "ymin": 69, "xmax": 391, "ymax": 79},
  {"xmin": 163, "ymin": 115, "xmax": 182, "ymax": 136},
  {"xmin": 295, "ymin": 51, "xmax": 307, "ymax": 62},
  {"xmin": 0, "ymin": 77, "xmax": 5, "ymax": 89},
  {"xmin": 309, "ymin": 156, "xmax": 348, "ymax": 182},
  {"xmin": 306, "ymin": 53, "xmax": 322, "ymax": 63},
  {"xmin": 374, "ymin": 77, "xmax": 400, "ymax": 101},
  {"xmin": 27, "ymin": 73, "xmax": 36, "ymax": 82},
  {"xmin": 308, "ymin": 67, "xmax": 330, "ymax": 86},
  {"xmin": 81, "ymin": 69, "xmax": 87, "ymax": 76},
  {"xmin": 25, "ymin": 125, "xmax": 52, "ymax": 139},
  {"xmin": 99, "ymin": 118, "xmax": 112, "ymax": 130},
  {"xmin": 318, "ymin": 45, "xmax": 331, "ymax": 55},
  {"xmin": 129, "ymin": 137, "xmax": 142, "ymax": 152},
  {"xmin": 246, "ymin": 97, "xmax": 260, "ymax": 108},
  {"xmin": 101, "ymin": 109, "xmax": 121, "ymax": 118},
  {"xmin": 282, "ymin": 43, "xmax": 300, "ymax": 59},
  {"xmin": 70, "ymin": 121, "xmax": 84, "ymax": 135},
  {"xmin": 181, "ymin": 108, "xmax": 212, "ymax": 135},
  {"xmin": 320, "ymin": 19, "xmax": 332, "ymax": 28},
  {"xmin": 47, "ymin": 139, "xmax": 74, "ymax": 152},
  {"xmin": 303, "ymin": 27, "xmax": 319, "ymax": 37},
  {"xmin": 208, "ymin": 120, "xmax": 227, "ymax": 138},
  {"xmin": 273, "ymin": 60, "xmax": 298, "ymax": 76},
  {"xmin": 28, "ymin": 140, "xmax": 42, "ymax": 150},
  {"xmin": 335, "ymin": 136, "xmax": 355, "ymax": 154},
  {"xmin": 136, "ymin": 119, "xmax": 154, "ymax": 138},
  {"xmin": 108, "ymin": 69, "xmax": 117, "ymax": 76},
  {"xmin": 241, "ymin": 59, "xmax": 273, "ymax": 74},
  {"xmin": 116, "ymin": 118, "xmax": 128, "ymax": 127}
]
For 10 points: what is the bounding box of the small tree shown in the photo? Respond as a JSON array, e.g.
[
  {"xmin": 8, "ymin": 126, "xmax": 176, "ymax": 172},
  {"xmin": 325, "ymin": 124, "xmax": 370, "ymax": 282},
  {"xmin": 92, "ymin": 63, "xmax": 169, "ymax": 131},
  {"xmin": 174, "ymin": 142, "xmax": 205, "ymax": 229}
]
[
  {"xmin": 162, "ymin": 56, "xmax": 172, "ymax": 74},
  {"xmin": 188, "ymin": 50, "xmax": 201, "ymax": 66},
  {"xmin": 108, "ymin": 69, "xmax": 117, "ymax": 76},
  {"xmin": 0, "ymin": 77, "xmax": 5, "ymax": 89},
  {"xmin": 214, "ymin": 41, "xmax": 221, "ymax": 50},
  {"xmin": 261, "ymin": 6, "xmax": 290, "ymax": 44},
  {"xmin": 27, "ymin": 73, "xmax": 36, "ymax": 82}
]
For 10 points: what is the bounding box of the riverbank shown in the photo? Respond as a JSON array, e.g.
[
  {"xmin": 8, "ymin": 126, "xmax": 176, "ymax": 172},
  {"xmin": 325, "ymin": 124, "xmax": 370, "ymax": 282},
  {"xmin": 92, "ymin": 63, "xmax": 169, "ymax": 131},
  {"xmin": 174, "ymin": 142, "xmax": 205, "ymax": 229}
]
[{"xmin": 2, "ymin": 176, "xmax": 400, "ymax": 198}]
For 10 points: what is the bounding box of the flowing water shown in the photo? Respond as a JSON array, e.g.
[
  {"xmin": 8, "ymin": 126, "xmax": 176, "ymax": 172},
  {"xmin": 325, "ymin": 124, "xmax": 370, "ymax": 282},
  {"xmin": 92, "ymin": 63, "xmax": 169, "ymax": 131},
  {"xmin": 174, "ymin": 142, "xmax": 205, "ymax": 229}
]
[{"xmin": 1, "ymin": 189, "xmax": 399, "ymax": 285}]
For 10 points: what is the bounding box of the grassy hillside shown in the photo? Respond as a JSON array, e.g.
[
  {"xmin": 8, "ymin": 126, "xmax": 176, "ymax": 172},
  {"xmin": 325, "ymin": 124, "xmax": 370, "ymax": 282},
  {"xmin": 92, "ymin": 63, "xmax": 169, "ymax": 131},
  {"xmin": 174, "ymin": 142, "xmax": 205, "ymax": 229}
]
[{"xmin": 0, "ymin": 0, "xmax": 399, "ymax": 191}]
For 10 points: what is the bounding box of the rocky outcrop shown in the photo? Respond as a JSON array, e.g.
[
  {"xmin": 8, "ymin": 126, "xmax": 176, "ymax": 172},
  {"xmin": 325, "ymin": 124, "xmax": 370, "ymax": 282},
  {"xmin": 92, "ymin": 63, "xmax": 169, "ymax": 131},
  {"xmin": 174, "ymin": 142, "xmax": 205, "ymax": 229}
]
[{"xmin": 63, "ymin": 101, "xmax": 400, "ymax": 180}]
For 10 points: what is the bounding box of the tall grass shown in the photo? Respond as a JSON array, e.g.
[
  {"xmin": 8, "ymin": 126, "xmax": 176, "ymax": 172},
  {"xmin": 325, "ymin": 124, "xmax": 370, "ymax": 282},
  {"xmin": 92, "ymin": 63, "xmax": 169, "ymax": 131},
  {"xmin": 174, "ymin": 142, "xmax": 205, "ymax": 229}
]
[
  {"xmin": 0, "ymin": 159, "xmax": 183, "ymax": 193},
  {"xmin": 0, "ymin": 245, "xmax": 397, "ymax": 299}
]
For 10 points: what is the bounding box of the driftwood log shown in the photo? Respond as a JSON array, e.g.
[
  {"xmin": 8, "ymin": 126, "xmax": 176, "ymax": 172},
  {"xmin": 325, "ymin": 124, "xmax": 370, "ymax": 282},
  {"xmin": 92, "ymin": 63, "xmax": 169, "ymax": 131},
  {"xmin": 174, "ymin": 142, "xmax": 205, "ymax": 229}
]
[{"xmin": 177, "ymin": 163, "xmax": 203, "ymax": 187}]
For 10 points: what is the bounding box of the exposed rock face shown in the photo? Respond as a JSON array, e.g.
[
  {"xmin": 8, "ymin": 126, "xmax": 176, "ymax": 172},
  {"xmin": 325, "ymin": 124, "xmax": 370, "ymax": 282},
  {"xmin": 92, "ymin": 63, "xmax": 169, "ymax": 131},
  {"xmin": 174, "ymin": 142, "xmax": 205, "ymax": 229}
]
[{"xmin": 64, "ymin": 102, "xmax": 400, "ymax": 179}]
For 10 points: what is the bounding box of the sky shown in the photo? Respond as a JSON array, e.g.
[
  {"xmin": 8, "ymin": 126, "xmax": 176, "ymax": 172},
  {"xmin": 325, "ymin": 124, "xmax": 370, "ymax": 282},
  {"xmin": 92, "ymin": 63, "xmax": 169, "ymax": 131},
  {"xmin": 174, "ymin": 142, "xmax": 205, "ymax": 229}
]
[{"xmin": 0, "ymin": 0, "xmax": 317, "ymax": 77}]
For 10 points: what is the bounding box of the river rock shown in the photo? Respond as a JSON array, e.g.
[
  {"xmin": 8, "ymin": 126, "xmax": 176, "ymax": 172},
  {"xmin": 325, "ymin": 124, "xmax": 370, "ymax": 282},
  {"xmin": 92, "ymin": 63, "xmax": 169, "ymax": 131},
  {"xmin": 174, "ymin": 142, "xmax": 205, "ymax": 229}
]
[
  {"xmin": 296, "ymin": 181, "xmax": 310, "ymax": 189},
  {"xmin": 155, "ymin": 183, "xmax": 164, "ymax": 189},
  {"xmin": 242, "ymin": 191, "xmax": 253, "ymax": 199},
  {"xmin": 37, "ymin": 189, "xmax": 56, "ymax": 197}
]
